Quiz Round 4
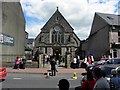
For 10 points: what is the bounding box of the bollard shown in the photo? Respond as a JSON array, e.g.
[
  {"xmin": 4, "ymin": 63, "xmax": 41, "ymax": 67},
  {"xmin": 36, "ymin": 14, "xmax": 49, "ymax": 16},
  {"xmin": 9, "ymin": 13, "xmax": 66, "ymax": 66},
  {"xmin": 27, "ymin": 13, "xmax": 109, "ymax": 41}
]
[{"xmin": 72, "ymin": 72, "xmax": 77, "ymax": 80}]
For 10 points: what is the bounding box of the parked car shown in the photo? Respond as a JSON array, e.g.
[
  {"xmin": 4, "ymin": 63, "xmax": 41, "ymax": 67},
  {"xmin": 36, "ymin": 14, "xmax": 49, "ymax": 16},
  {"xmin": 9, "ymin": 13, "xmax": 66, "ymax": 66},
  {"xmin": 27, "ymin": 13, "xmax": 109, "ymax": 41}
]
[
  {"xmin": 106, "ymin": 58, "xmax": 120, "ymax": 64},
  {"xmin": 81, "ymin": 64, "xmax": 120, "ymax": 83},
  {"xmin": 98, "ymin": 64, "xmax": 120, "ymax": 82},
  {"xmin": 0, "ymin": 67, "xmax": 7, "ymax": 81},
  {"xmin": 98, "ymin": 65, "xmax": 119, "ymax": 76},
  {"xmin": 115, "ymin": 66, "xmax": 120, "ymax": 77},
  {"xmin": 94, "ymin": 60, "xmax": 106, "ymax": 65}
]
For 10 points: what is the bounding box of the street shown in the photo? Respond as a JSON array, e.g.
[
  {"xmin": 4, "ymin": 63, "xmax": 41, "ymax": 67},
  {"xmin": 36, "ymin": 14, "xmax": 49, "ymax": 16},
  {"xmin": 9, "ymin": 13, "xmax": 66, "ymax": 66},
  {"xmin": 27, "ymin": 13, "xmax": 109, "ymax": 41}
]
[{"xmin": 1, "ymin": 73, "xmax": 83, "ymax": 89}]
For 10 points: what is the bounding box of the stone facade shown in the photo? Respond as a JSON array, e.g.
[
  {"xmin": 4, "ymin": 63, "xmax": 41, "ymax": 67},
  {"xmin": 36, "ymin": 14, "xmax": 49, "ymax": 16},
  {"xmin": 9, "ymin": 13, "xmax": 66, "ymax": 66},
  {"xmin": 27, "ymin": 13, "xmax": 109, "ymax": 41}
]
[
  {"xmin": 34, "ymin": 8, "xmax": 80, "ymax": 61},
  {"xmin": 0, "ymin": 2, "xmax": 26, "ymax": 63},
  {"xmin": 82, "ymin": 12, "xmax": 120, "ymax": 59}
]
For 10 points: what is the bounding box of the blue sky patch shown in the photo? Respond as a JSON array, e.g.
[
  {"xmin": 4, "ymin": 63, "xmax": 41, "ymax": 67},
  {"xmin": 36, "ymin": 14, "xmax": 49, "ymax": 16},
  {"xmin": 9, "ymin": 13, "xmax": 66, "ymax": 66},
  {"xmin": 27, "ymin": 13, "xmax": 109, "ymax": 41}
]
[
  {"xmin": 114, "ymin": 4, "xmax": 118, "ymax": 13},
  {"xmin": 87, "ymin": 0, "xmax": 110, "ymax": 4},
  {"xmin": 25, "ymin": 2, "xmax": 32, "ymax": 7},
  {"xmin": 23, "ymin": 11, "xmax": 46, "ymax": 26}
]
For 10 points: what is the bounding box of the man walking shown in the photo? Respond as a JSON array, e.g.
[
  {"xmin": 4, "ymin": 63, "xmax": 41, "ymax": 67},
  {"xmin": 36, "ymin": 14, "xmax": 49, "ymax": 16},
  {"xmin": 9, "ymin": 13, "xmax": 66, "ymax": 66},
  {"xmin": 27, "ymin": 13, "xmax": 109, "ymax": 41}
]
[{"xmin": 50, "ymin": 57, "xmax": 56, "ymax": 76}]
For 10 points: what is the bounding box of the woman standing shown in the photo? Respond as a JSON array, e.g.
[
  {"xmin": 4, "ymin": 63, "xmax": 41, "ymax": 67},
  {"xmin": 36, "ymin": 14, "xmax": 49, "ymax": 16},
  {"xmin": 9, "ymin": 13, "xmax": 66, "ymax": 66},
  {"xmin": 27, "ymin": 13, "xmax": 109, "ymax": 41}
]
[{"xmin": 14, "ymin": 57, "xmax": 20, "ymax": 69}]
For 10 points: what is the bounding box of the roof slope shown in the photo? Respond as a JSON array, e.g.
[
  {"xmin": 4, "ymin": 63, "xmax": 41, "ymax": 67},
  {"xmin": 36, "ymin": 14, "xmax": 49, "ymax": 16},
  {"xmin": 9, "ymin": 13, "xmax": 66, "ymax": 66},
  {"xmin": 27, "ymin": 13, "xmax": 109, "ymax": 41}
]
[
  {"xmin": 96, "ymin": 12, "xmax": 120, "ymax": 25},
  {"xmin": 41, "ymin": 8, "xmax": 74, "ymax": 33}
]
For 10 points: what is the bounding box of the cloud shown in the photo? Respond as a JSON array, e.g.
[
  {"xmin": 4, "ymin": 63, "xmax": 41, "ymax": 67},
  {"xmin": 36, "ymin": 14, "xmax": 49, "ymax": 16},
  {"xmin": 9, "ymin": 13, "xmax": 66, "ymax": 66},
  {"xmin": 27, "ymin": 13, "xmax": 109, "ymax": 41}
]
[
  {"xmin": 20, "ymin": 0, "xmax": 118, "ymax": 40},
  {"xmin": 26, "ymin": 22, "xmax": 44, "ymax": 39}
]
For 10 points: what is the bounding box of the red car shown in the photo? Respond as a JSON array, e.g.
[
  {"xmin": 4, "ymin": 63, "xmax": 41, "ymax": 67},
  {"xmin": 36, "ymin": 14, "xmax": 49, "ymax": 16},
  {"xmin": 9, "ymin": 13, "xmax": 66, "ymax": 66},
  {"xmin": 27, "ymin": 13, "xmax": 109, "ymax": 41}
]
[{"xmin": 0, "ymin": 67, "xmax": 7, "ymax": 80}]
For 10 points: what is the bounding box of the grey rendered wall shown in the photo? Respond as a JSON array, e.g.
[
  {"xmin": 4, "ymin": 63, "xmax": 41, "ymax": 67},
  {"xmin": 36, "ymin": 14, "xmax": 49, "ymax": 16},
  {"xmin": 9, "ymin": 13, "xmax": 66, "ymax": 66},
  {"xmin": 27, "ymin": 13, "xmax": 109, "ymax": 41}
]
[
  {"xmin": 1, "ymin": 2, "xmax": 25, "ymax": 62},
  {"xmin": 88, "ymin": 14, "xmax": 110, "ymax": 59},
  {"xmin": 0, "ymin": 2, "xmax": 2, "ymax": 66}
]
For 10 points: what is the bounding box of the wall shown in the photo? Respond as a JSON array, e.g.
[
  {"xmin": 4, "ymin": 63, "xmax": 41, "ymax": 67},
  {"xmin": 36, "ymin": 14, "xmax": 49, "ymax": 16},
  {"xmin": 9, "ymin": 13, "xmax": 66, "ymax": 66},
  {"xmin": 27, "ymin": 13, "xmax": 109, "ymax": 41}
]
[
  {"xmin": 0, "ymin": 2, "xmax": 2, "ymax": 66},
  {"xmin": 84, "ymin": 14, "xmax": 110, "ymax": 59},
  {"xmin": 1, "ymin": 2, "xmax": 25, "ymax": 62}
]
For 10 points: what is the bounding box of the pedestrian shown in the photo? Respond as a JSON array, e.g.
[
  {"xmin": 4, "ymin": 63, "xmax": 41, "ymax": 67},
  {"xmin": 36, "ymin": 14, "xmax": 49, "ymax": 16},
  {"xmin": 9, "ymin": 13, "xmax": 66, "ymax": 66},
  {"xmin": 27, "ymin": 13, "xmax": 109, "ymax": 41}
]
[
  {"xmin": 58, "ymin": 79, "xmax": 70, "ymax": 90},
  {"xmin": 46, "ymin": 54, "xmax": 49, "ymax": 64},
  {"xmin": 84, "ymin": 56, "xmax": 89, "ymax": 66},
  {"xmin": 14, "ymin": 56, "xmax": 20, "ymax": 69},
  {"xmin": 73, "ymin": 57, "xmax": 77, "ymax": 69},
  {"xmin": 21, "ymin": 56, "xmax": 26, "ymax": 69},
  {"xmin": 92, "ymin": 67, "xmax": 110, "ymax": 90},
  {"xmin": 76, "ymin": 56, "xmax": 80, "ymax": 68},
  {"xmin": 50, "ymin": 57, "xmax": 56, "ymax": 76},
  {"xmin": 110, "ymin": 69, "xmax": 120, "ymax": 90},
  {"xmin": 81, "ymin": 71, "xmax": 96, "ymax": 90},
  {"xmin": 19, "ymin": 57, "xmax": 23, "ymax": 69},
  {"xmin": 91, "ymin": 55, "xmax": 94, "ymax": 64},
  {"xmin": 88, "ymin": 56, "xmax": 92, "ymax": 65},
  {"xmin": 100, "ymin": 56, "xmax": 105, "ymax": 60}
]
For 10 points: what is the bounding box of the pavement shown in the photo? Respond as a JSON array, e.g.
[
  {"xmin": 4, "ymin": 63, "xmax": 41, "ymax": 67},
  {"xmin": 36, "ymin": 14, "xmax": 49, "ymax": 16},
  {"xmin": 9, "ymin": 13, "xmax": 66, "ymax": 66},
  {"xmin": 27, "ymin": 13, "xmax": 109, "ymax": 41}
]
[{"xmin": 6, "ymin": 67, "xmax": 86, "ymax": 74}]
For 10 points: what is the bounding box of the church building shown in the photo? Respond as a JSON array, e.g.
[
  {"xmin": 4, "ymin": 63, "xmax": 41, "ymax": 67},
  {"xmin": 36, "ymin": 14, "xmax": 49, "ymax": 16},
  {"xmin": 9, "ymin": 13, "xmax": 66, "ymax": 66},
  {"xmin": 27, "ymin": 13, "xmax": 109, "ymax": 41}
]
[{"xmin": 34, "ymin": 8, "xmax": 80, "ymax": 61}]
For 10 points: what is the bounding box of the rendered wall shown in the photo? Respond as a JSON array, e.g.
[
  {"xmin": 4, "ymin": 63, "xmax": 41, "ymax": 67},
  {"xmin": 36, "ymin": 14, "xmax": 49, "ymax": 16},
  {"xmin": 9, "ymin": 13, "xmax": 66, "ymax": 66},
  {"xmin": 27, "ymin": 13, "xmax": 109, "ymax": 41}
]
[{"xmin": 0, "ymin": 2, "xmax": 25, "ymax": 62}]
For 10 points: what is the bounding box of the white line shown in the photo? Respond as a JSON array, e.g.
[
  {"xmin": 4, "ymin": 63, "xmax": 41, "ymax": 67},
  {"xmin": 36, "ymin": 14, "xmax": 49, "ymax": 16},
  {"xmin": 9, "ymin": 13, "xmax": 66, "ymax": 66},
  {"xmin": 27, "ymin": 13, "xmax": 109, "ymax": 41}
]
[{"xmin": 13, "ymin": 78, "xmax": 22, "ymax": 80}]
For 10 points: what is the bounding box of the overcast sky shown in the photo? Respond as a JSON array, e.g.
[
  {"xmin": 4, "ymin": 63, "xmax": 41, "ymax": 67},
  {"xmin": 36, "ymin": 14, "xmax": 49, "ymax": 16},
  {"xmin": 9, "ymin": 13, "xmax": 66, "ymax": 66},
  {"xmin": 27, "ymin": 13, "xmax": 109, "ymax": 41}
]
[{"xmin": 20, "ymin": 0, "xmax": 119, "ymax": 40}]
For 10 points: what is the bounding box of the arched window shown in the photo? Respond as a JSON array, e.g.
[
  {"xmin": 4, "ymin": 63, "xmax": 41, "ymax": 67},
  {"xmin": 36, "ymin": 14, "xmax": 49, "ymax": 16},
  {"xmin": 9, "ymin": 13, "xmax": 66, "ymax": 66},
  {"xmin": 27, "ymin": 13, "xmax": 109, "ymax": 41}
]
[{"xmin": 52, "ymin": 26, "xmax": 64, "ymax": 44}]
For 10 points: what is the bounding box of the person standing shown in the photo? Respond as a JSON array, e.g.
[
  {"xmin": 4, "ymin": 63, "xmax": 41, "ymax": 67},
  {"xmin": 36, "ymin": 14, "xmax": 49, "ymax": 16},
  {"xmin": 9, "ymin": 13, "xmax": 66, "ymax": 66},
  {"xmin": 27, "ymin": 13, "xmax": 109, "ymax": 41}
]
[
  {"xmin": 88, "ymin": 56, "xmax": 92, "ymax": 65},
  {"xmin": 19, "ymin": 57, "xmax": 23, "ymax": 69},
  {"xmin": 50, "ymin": 57, "xmax": 56, "ymax": 76},
  {"xmin": 76, "ymin": 55, "xmax": 80, "ymax": 68},
  {"xmin": 81, "ymin": 71, "xmax": 96, "ymax": 90},
  {"xmin": 14, "ymin": 57, "xmax": 20, "ymax": 69},
  {"xmin": 46, "ymin": 54, "xmax": 49, "ymax": 64},
  {"xmin": 91, "ymin": 55, "xmax": 94, "ymax": 64},
  {"xmin": 73, "ymin": 57, "xmax": 77, "ymax": 69},
  {"xmin": 22, "ymin": 56, "xmax": 26, "ymax": 69},
  {"xmin": 92, "ymin": 67, "xmax": 110, "ymax": 90},
  {"xmin": 110, "ymin": 69, "xmax": 120, "ymax": 90}
]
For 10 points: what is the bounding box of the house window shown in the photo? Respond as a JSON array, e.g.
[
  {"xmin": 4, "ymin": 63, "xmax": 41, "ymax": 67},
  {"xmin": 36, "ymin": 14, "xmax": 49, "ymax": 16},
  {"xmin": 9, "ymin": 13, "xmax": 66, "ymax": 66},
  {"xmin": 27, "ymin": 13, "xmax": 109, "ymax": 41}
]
[
  {"xmin": 113, "ymin": 49, "xmax": 117, "ymax": 58},
  {"xmin": 118, "ymin": 31, "xmax": 120, "ymax": 42},
  {"xmin": 52, "ymin": 26, "xmax": 64, "ymax": 44}
]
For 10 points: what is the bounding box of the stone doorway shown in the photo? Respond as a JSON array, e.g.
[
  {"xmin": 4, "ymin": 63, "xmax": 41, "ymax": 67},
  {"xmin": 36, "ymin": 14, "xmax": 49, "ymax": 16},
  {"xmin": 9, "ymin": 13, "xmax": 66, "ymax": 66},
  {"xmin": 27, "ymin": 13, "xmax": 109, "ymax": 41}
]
[{"xmin": 53, "ymin": 47, "xmax": 61, "ymax": 64}]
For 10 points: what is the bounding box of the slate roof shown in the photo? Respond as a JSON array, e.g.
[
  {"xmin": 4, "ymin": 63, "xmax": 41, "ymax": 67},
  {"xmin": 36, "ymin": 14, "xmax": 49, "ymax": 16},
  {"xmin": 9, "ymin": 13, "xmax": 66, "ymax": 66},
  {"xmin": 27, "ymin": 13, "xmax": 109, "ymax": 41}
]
[
  {"xmin": 27, "ymin": 39, "xmax": 34, "ymax": 44},
  {"xmin": 96, "ymin": 12, "xmax": 120, "ymax": 25}
]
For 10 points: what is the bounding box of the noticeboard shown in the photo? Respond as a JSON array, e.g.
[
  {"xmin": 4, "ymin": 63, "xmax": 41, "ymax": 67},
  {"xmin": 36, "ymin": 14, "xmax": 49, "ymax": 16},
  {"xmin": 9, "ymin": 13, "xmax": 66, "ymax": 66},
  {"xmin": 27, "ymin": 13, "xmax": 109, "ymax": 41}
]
[{"xmin": 0, "ymin": 33, "xmax": 14, "ymax": 46}]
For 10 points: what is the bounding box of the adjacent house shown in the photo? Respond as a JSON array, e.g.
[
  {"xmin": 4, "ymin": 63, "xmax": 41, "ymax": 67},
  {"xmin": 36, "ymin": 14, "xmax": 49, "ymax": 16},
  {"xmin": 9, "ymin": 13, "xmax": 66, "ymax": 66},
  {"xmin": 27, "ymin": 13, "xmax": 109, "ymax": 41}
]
[
  {"xmin": 82, "ymin": 12, "xmax": 120, "ymax": 59},
  {"xmin": 25, "ymin": 38, "xmax": 34, "ymax": 60}
]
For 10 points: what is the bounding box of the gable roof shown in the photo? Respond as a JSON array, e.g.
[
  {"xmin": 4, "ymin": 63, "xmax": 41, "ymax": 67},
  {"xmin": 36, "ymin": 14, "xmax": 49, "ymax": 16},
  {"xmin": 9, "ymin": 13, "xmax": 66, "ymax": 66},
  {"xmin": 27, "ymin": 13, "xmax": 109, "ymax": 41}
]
[
  {"xmin": 96, "ymin": 12, "xmax": 120, "ymax": 25},
  {"xmin": 41, "ymin": 8, "xmax": 74, "ymax": 32}
]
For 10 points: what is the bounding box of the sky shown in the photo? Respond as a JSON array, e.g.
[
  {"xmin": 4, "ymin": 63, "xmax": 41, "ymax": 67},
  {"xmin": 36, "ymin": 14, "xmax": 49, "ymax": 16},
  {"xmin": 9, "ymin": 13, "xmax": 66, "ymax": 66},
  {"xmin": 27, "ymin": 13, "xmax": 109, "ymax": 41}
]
[{"xmin": 20, "ymin": 0, "xmax": 119, "ymax": 40}]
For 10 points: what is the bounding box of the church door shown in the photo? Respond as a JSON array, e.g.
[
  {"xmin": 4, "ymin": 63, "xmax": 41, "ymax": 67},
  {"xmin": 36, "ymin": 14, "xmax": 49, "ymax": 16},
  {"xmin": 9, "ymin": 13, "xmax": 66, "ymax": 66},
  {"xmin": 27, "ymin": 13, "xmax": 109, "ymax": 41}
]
[{"xmin": 53, "ymin": 47, "xmax": 61, "ymax": 64}]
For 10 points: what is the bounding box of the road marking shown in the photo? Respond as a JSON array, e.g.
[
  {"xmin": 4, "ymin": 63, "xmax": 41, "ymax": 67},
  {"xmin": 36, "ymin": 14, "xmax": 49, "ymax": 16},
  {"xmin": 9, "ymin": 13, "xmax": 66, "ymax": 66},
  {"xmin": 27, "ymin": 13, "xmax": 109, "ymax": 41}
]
[{"xmin": 13, "ymin": 78, "xmax": 22, "ymax": 80}]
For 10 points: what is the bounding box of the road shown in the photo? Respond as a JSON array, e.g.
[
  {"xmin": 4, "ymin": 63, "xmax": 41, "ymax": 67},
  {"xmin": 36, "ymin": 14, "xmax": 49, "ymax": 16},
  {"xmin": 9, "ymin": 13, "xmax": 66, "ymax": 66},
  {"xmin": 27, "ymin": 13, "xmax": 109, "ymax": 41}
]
[{"xmin": 1, "ymin": 73, "xmax": 83, "ymax": 89}]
